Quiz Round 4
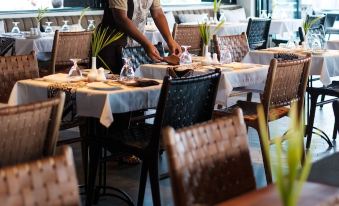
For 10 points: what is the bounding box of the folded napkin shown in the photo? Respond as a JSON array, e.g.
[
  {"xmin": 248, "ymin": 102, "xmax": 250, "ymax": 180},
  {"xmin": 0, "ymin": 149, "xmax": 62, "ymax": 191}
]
[
  {"xmin": 167, "ymin": 67, "xmax": 194, "ymax": 78},
  {"xmin": 43, "ymin": 73, "xmax": 85, "ymax": 83},
  {"xmin": 120, "ymin": 79, "xmax": 160, "ymax": 87}
]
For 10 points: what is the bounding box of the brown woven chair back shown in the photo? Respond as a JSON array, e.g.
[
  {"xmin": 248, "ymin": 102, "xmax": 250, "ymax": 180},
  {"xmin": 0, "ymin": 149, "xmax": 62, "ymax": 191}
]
[
  {"xmin": 0, "ymin": 146, "xmax": 80, "ymax": 206},
  {"xmin": 163, "ymin": 108, "xmax": 255, "ymax": 206},
  {"xmin": 0, "ymin": 93, "xmax": 65, "ymax": 167},
  {"xmin": 172, "ymin": 23, "xmax": 202, "ymax": 55},
  {"xmin": 213, "ymin": 32, "xmax": 250, "ymax": 62},
  {"xmin": 0, "ymin": 51, "xmax": 39, "ymax": 103},
  {"xmin": 50, "ymin": 30, "xmax": 92, "ymax": 74},
  {"xmin": 262, "ymin": 54, "xmax": 311, "ymax": 113}
]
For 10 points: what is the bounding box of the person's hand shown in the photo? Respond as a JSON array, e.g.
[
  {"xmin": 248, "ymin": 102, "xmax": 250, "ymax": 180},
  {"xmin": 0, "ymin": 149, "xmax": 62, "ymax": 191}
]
[
  {"xmin": 144, "ymin": 43, "xmax": 163, "ymax": 62},
  {"xmin": 168, "ymin": 40, "xmax": 182, "ymax": 57}
]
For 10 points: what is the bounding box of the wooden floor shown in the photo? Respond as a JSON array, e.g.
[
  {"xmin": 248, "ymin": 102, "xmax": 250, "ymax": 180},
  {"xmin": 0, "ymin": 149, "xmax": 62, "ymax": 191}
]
[{"xmin": 61, "ymin": 93, "xmax": 338, "ymax": 206}]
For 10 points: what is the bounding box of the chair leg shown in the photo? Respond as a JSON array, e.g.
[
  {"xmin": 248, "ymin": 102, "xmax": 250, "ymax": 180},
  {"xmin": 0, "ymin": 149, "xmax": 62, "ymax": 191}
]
[
  {"xmin": 81, "ymin": 139, "xmax": 88, "ymax": 192},
  {"xmin": 306, "ymin": 93, "xmax": 318, "ymax": 149},
  {"xmin": 320, "ymin": 94, "xmax": 325, "ymax": 109},
  {"xmin": 332, "ymin": 101, "xmax": 339, "ymax": 140},
  {"xmin": 255, "ymin": 123, "xmax": 272, "ymax": 184},
  {"xmin": 137, "ymin": 161, "xmax": 149, "ymax": 206},
  {"xmin": 149, "ymin": 158, "xmax": 161, "ymax": 206},
  {"xmin": 246, "ymin": 92, "xmax": 253, "ymax": 101}
]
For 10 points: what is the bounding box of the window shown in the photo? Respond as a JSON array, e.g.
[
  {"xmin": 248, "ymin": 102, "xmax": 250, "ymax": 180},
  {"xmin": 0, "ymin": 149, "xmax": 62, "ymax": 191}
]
[
  {"xmin": 161, "ymin": 0, "xmax": 201, "ymax": 5},
  {"xmin": 302, "ymin": 0, "xmax": 339, "ymax": 11}
]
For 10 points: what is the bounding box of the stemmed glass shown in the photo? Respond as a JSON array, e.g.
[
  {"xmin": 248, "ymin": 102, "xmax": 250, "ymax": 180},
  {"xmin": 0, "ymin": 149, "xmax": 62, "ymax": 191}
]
[
  {"xmin": 11, "ymin": 22, "xmax": 20, "ymax": 34},
  {"xmin": 220, "ymin": 50, "xmax": 232, "ymax": 64},
  {"xmin": 68, "ymin": 58, "xmax": 82, "ymax": 77},
  {"xmin": 179, "ymin": 45, "xmax": 192, "ymax": 65},
  {"xmin": 87, "ymin": 20, "xmax": 96, "ymax": 31},
  {"xmin": 61, "ymin": 20, "xmax": 70, "ymax": 32},
  {"xmin": 120, "ymin": 57, "xmax": 135, "ymax": 81},
  {"xmin": 45, "ymin": 22, "xmax": 53, "ymax": 33}
]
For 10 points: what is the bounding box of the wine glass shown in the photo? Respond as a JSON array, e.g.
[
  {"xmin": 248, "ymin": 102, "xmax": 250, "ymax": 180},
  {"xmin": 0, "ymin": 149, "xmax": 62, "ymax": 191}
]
[
  {"xmin": 179, "ymin": 45, "xmax": 192, "ymax": 65},
  {"xmin": 45, "ymin": 22, "xmax": 53, "ymax": 33},
  {"xmin": 11, "ymin": 22, "xmax": 20, "ymax": 34},
  {"xmin": 68, "ymin": 58, "xmax": 82, "ymax": 77},
  {"xmin": 61, "ymin": 20, "xmax": 70, "ymax": 32},
  {"xmin": 260, "ymin": 10, "xmax": 268, "ymax": 18},
  {"xmin": 120, "ymin": 57, "xmax": 135, "ymax": 81},
  {"xmin": 220, "ymin": 50, "xmax": 232, "ymax": 64},
  {"xmin": 87, "ymin": 20, "xmax": 96, "ymax": 31}
]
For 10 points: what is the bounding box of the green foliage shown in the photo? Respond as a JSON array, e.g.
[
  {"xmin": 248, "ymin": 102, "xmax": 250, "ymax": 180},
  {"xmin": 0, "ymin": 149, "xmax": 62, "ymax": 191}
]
[
  {"xmin": 258, "ymin": 104, "xmax": 312, "ymax": 206},
  {"xmin": 198, "ymin": 20, "xmax": 225, "ymax": 45},
  {"xmin": 303, "ymin": 16, "xmax": 322, "ymax": 34},
  {"xmin": 79, "ymin": 7, "xmax": 90, "ymax": 24},
  {"xmin": 213, "ymin": 0, "xmax": 222, "ymax": 13},
  {"xmin": 36, "ymin": 7, "xmax": 48, "ymax": 22}
]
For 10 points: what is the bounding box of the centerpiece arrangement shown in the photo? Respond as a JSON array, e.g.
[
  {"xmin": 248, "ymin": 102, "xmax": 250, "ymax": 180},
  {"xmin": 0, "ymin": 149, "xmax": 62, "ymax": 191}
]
[
  {"xmin": 213, "ymin": 0, "xmax": 222, "ymax": 23},
  {"xmin": 35, "ymin": 7, "xmax": 48, "ymax": 35},
  {"xmin": 198, "ymin": 20, "xmax": 224, "ymax": 57}
]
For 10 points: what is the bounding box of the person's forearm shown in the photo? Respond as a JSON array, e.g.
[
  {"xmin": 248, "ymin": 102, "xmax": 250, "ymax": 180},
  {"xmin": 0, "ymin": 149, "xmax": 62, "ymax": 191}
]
[
  {"xmin": 112, "ymin": 9, "xmax": 152, "ymax": 47},
  {"xmin": 151, "ymin": 8, "xmax": 174, "ymax": 44}
]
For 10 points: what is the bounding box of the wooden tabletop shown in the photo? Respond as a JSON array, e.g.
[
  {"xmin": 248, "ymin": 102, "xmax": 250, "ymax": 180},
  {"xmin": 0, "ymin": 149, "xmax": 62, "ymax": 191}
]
[{"xmin": 216, "ymin": 182, "xmax": 339, "ymax": 206}]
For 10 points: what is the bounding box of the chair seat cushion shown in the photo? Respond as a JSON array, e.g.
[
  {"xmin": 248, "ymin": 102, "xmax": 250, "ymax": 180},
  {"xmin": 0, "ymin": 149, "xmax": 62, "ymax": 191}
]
[{"xmin": 234, "ymin": 101, "xmax": 290, "ymax": 122}]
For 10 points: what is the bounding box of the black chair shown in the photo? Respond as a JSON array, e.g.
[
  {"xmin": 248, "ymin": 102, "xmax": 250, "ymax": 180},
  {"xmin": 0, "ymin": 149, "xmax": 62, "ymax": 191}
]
[
  {"xmin": 306, "ymin": 81, "xmax": 339, "ymax": 148},
  {"xmin": 332, "ymin": 100, "xmax": 339, "ymax": 140},
  {"xmin": 0, "ymin": 37, "xmax": 15, "ymax": 56},
  {"xmin": 246, "ymin": 18, "xmax": 271, "ymax": 50},
  {"xmin": 100, "ymin": 70, "xmax": 221, "ymax": 206},
  {"xmin": 122, "ymin": 42, "xmax": 165, "ymax": 69},
  {"xmin": 299, "ymin": 25, "xmax": 326, "ymax": 46},
  {"xmin": 306, "ymin": 14, "xmax": 326, "ymax": 29}
]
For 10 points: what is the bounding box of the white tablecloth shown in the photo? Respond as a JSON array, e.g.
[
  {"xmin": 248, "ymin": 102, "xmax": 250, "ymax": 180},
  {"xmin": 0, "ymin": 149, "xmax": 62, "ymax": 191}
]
[
  {"xmin": 242, "ymin": 49, "xmax": 339, "ymax": 86},
  {"xmin": 8, "ymin": 79, "xmax": 161, "ymax": 127},
  {"xmin": 136, "ymin": 63, "xmax": 269, "ymax": 105},
  {"xmin": 14, "ymin": 36, "xmax": 54, "ymax": 55},
  {"xmin": 326, "ymin": 40, "xmax": 339, "ymax": 50},
  {"xmin": 269, "ymin": 19, "xmax": 303, "ymax": 35}
]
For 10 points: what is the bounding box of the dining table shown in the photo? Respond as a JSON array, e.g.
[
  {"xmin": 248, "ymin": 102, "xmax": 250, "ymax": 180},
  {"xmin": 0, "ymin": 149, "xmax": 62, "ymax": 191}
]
[
  {"xmin": 216, "ymin": 182, "xmax": 339, "ymax": 206},
  {"xmin": 326, "ymin": 40, "xmax": 339, "ymax": 50},
  {"xmin": 8, "ymin": 74, "xmax": 162, "ymax": 205},
  {"xmin": 136, "ymin": 59, "xmax": 269, "ymax": 106},
  {"xmin": 242, "ymin": 47, "xmax": 339, "ymax": 86}
]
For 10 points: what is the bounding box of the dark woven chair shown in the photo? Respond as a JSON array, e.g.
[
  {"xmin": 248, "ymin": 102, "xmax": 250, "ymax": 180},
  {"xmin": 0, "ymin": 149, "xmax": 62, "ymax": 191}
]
[
  {"xmin": 102, "ymin": 70, "xmax": 221, "ymax": 206},
  {"xmin": 325, "ymin": 14, "xmax": 339, "ymax": 40},
  {"xmin": 121, "ymin": 42, "xmax": 165, "ymax": 69},
  {"xmin": 306, "ymin": 14, "xmax": 326, "ymax": 29},
  {"xmin": 246, "ymin": 18, "xmax": 271, "ymax": 50},
  {"xmin": 0, "ymin": 93, "xmax": 65, "ymax": 167},
  {"xmin": 163, "ymin": 108, "xmax": 255, "ymax": 206},
  {"xmin": 215, "ymin": 54, "xmax": 311, "ymax": 184},
  {"xmin": 0, "ymin": 51, "xmax": 39, "ymax": 103},
  {"xmin": 0, "ymin": 146, "xmax": 80, "ymax": 206},
  {"xmin": 172, "ymin": 23, "xmax": 202, "ymax": 55},
  {"xmin": 299, "ymin": 25, "xmax": 326, "ymax": 46},
  {"xmin": 0, "ymin": 37, "xmax": 15, "ymax": 56}
]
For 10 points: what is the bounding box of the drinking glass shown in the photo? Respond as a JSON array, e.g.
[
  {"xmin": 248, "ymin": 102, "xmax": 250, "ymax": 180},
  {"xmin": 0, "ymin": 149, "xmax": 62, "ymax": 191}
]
[
  {"xmin": 45, "ymin": 22, "xmax": 53, "ymax": 33},
  {"xmin": 260, "ymin": 10, "xmax": 268, "ymax": 18},
  {"xmin": 220, "ymin": 50, "xmax": 232, "ymax": 64},
  {"xmin": 311, "ymin": 35, "xmax": 322, "ymax": 52},
  {"xmin": 179, "ymin": 45, "xmax": 192, "ymax": 65},
  {"xmin": 68, "ymin": 58, "xmax": 82, "ymax": 77},
  {"xmin": 61, "ymin": 20, "xmax": 70, "ymax": 32},
  {"xmin": 87, "ymin": 20, "xmax": 96, "ymax": 31},
  {"xmin": 120, "ymin": 57, "xmax": 135, "ymax": 81},
  {"xmin": 11, "ymin": 22, "xmax": 20, "ymax": 34}
]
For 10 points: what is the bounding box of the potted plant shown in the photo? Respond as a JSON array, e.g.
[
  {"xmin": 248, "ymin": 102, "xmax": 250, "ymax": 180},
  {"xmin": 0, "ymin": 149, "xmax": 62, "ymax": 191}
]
[
  {"xmin": 258, "ymin": 104, "xmax": 312, "ymax": 206},
  {"xmin": 198, "ymin": 20, "xmax": 224, "ymax": 57},
  {"xmin": 88, "ymin": 26, "xmax": 123, "ymax": 81},
  {"xmin": 35, "ymin": 7, "xmax": 48, "ymax": 34},
  {"xmin": 213, "ymin": 0, "xmax": 222, "ymax": 23}
]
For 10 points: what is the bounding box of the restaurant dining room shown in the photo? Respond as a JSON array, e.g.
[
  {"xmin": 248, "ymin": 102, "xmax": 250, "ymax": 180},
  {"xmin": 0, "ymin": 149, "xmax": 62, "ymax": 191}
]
[{"xmin": 2, "ymin": 0, "xmax": 339, "ymax": 205}]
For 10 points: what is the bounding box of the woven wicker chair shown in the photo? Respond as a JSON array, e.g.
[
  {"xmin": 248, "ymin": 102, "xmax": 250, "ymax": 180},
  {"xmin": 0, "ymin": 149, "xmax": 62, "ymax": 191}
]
[
  {"xmin": 98, "ymin": 70, "xmax": 221, "ymax": 206},
  {"xmin": 172, "ymin": 23, "xmax": 202, "ymax": 55},
  {"xmin": 163, "ymin": 108, "xmax": 256, "ymax": 206},
  {"xmin": 0, "ymin": 146, "xmax": 80, "ymax": 206},
  {"xmin": 0, "ymin": 51, "xmax": 39, "ymax": 103},
  {"xmin": 246, "ymin": 18, "xmax": 271, "ymax": 50},
  {"xmin": 216, "ymin": 54, "xmax": 311, "ymax": 183},
  {"xmin": 0, "ymin": 93, "xmax": 65, "ymax": 167},
  {"xmin": 213, "ymin": 32, "xmax": 249, "ymax": 62},
  {"xmin": 50, "ymin": 30, "xmax": 92, "ymax": 74},
  {"xmin": 122, "ymin": 42, "xmax": 165, "ymax": 69},
  {"xmin": 0, "ymin": 37, "xmax": 15, "ymax": 56}
]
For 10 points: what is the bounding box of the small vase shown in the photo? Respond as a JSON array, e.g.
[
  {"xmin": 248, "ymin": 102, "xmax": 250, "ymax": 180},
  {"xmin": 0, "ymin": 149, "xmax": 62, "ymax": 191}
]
[
  {"xmin": 88, "ymin": 57, "xmax": 98, "ymax": 82},
  {"xmin": 77, "ymin": 20, "xmax": 84, "ymax": 31},
  {"xmin": 203, "ymin": 44, "xmax": 209, "ymax": 57},
  {"xmin": 213, "ymin": 12, "xmax": 218, "ymax": 23}
]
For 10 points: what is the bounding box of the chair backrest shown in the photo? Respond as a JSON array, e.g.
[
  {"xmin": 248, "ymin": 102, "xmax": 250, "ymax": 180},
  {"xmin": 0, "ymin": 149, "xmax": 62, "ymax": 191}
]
[
  {"xmin": 0, "ymin": 146, "xmax": 80, "ymax": 206},
  {"xmin": 121, "ymin": 42, "xmax": 165, "ymax": 69},
  {"xmin": 150, "ymin": 69, "xmax": 221, "ymax": 151},
  {"xmin": 172, "ymin": 23, "xmax": 202, "ymax": 55},
  {"xmin": 299, "ymin": 25, "xmax": 325, "ymax": 46},
  {"xmin": 246, "ymin": 18, "xmax": 271, "ymax": 50},
  {"xmin": 50, "ymin": 30, "xmax": 92, "ymax": 74},
  {"xmin": 163, "ymin": 108, "xmax": 256, "ymax": 206},
  {"xmin": 262, "ymin": 54, "xmax": 311, "ymax": 117},
  {"xmin": 0, "ymin": 51, "xmax": 39, "ymax": 103},
  {"xmin": 213, "ymin": 32, "xmax": 249, "ymax": 62},
  {"xmin": 0, "ymin": 93, "xmax": 65, "ymax": 167},
  {"xmin": 0, "ymin": 37, "xmax": 15, "ymax": 56},
  {"xmin": 306, "ymin": 14, "xmax": 326, "ymax": 29}
]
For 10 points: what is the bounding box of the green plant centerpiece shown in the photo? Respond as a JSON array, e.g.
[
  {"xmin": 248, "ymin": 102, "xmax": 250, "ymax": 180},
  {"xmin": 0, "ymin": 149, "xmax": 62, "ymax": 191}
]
[
  {"xmin": 78, "ymin": 7, "xmax": 90, "ymax": 30},
  {"xmin": 87, "ymin": 25, "xmax": 123, "ymax": 81},
  {"xmin": 258, "ymin": 104, "xmax": 312, "ymax": 206},
  {"xmin": 35, "ymin": 7, "xmax": 48, "ymax": 33},
  {"xmin": 198, "ymin": 20, "xmax": 224, "ymax": 57},
  {"xmin": 302, "ymin": 16, "xmax": 322, "ymax": 34},
  {"xmin": 213, "ymin": 0, "xmax": 222, "ymax": 22}
]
